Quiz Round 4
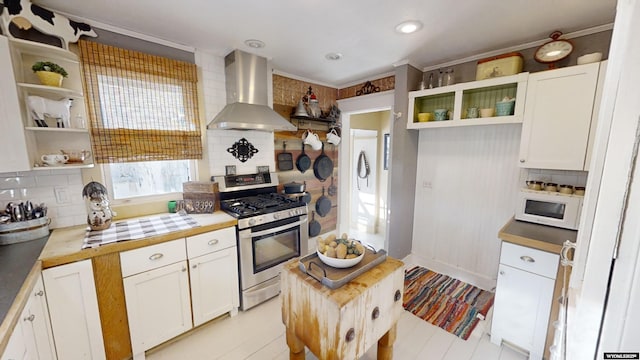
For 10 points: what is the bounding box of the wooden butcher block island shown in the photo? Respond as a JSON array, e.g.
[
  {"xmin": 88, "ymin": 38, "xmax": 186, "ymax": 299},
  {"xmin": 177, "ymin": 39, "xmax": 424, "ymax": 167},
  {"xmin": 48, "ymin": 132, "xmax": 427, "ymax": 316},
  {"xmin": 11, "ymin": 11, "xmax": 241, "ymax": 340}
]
[{"xmin": 281, "ymin": 256, "xmax": 404, "ymax": 360}]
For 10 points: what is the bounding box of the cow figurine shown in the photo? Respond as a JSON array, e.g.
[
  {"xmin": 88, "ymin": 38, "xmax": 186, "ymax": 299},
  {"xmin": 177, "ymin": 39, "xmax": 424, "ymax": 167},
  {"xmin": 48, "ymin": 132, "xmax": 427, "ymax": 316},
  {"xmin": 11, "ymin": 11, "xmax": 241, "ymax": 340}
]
[
  {"xmin": 27, "ymin": 95, "xmax": 71, "ymax": 128},
  {"xmin": 1, "ymin": 0, "xmax": 97, "ymax": 49}
]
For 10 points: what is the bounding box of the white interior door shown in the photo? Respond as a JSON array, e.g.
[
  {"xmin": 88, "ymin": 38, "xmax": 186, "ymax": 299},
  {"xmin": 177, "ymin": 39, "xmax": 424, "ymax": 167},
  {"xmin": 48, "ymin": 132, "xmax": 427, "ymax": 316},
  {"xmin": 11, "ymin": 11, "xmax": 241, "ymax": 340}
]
[{"xmin": 351, "ymin": 129, "xmax": 378, "ymax": 234}]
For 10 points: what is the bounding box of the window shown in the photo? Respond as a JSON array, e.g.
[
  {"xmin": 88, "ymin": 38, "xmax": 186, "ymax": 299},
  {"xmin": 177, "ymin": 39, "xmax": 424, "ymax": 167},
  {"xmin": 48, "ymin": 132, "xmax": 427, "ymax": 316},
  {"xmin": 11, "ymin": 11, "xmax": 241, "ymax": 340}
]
[{"xmin": 78, "ymin": 40, "xmax": 202, "ymax": 200}]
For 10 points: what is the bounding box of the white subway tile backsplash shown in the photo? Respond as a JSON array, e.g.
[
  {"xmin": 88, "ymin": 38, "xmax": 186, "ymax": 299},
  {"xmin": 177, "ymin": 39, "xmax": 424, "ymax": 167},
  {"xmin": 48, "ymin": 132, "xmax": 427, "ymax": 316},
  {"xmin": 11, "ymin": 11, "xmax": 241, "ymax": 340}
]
[{"xmin": 0, "ymin": 169, "xmax": 87, "ymax": 229}]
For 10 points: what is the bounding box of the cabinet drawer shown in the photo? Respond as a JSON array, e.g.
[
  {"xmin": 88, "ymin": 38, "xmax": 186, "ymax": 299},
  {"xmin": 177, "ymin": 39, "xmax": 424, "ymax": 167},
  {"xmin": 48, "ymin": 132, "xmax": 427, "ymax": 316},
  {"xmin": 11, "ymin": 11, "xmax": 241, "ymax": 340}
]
[
  {"xmin": 186, "ymin": 227, "xmax": 236, "ymax": 259},
  {"xmin": 121, "ymin": 239, "xmax": 186, "ymax": 277},
  {"xmin": 500, "ymin": 242, "xmax": 559, "ymax": 279}
]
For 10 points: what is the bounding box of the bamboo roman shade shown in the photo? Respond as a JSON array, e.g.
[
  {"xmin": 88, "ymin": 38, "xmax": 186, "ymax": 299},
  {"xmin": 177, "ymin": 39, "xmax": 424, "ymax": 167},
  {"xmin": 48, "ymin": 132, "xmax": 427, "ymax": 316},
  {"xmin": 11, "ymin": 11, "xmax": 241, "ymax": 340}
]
[{"xmin": 78, "ymin": 40, "xmax": 202, "ymax": 163}]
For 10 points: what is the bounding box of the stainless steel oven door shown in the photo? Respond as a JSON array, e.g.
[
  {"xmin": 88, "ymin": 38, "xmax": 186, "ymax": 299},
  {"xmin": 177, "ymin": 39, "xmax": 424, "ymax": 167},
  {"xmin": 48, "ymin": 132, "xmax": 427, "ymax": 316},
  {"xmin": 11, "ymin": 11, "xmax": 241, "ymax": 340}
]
[{"xmin": 238, "ymin": 214, "xmax": 308, "ymax": 290}]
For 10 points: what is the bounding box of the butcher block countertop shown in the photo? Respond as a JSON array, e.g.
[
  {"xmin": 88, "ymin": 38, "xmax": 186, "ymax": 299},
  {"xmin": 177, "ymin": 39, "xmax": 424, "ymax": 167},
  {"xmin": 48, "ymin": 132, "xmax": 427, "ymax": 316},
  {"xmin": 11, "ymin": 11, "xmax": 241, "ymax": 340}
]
[
  {"xmin": 498, "ymin": 217, "xmax": 578, "ymax": 254},
  {"xmin": 40, "ymin": 212, "xmax": 237, "ymax": 268},
  {"xmin": 0, "ymin": 211, "xmax": 237, "ymax": 356}
]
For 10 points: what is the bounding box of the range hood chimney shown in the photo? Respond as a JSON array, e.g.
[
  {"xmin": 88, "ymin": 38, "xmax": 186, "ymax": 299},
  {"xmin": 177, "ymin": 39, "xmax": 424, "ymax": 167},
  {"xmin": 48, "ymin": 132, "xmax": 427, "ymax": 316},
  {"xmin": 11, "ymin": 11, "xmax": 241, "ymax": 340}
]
[{"xmin": 207, "ymin": 50, "xmax": 296, "ymax": 132}]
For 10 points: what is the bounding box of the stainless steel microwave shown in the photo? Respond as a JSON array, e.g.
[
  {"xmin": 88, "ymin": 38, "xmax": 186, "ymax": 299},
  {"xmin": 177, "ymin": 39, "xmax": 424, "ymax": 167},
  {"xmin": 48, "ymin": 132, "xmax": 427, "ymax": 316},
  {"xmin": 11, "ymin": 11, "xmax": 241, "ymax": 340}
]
[{"xmin": 515, "ymin": 189, "xmax": 583, "ymax": 230}]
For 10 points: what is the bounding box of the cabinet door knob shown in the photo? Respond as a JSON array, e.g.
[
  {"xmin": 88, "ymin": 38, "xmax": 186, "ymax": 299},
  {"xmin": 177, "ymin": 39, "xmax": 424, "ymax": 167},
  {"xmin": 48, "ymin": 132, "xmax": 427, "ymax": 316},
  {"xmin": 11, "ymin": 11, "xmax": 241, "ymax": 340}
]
[
  {"xmin": 182, "ymin": 267, "xmax": 187, "ymax": 272},
  {"xmin": 149, "ymin": 253, "xmax": 164, "ymax": 261},
  {"xmin": 499, "ymin": 270, "xmax": 505, "ymax": 275},
  {"xmin": 192, "ymin": 264, "xmax": 198, "ymax": 269},
  {"xmin": 371, "ymin": 307, "xmax": 380, "ymax": 320},
  {"xmin": 35, "ymin": 290, "xmax": 44, "ymax": 296},
  {"xmin": 345, "ymin": 328, "xmax": 355, "ymax": 342},
  {"xmin": 208, "ymin": 239, "xmax": 219, "ymax": 246},
  {"xmin": 394, "ymin": 290, "xmax": 402, "ymax": 302},
  {"xmin": 520, "ymin": 255, "xmax": 535, "ymax": 263},
  {"xmin": 24, "ymin": 314, "xmax": 35, "ymax": 322},
  {"xmin": 520, "ymin": 159, "xmax": 525, "ymax": 163}
]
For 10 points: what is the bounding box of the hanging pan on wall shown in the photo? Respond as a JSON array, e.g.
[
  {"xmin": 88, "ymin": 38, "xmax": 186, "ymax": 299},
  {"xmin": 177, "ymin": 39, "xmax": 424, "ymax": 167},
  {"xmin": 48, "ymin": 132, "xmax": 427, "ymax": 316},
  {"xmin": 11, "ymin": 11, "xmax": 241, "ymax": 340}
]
[
  {"xmin": 315, "ymin": 186, "xmax": 331, "ymax": 217},
  {"xmin": 277, "ymin": 141, "xmax": 293, "ymax": 171},
  {"xmin": 313, "ymin": 142, "xmax": 333, "ymax": 182},
  {"xmin": 309, "ymin": 211, "xmax": 321, "ymax": 237},
  {"xmin": 301, "ymin": 181, "xmax": 312, "ymax": 204},
  {"xmin": 296, "ymin": 142, "xmax": 311, "ymax": 173}
]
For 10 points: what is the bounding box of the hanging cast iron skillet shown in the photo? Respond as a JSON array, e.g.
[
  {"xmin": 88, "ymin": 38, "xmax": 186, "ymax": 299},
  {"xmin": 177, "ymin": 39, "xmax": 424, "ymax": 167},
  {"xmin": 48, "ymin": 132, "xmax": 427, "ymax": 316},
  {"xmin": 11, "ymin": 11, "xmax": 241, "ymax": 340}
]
[
  {"xmin": 277, "ymin": 141, "xmax": 294, "ymax": 171},
  {"xmin": 313, "ymin": 142, "xmax": 333, "ymax": 182},
  {"xmin": 316, "ymin": 186, "xmax": 331, "ymax": 217},
  {"xmin": 301, "ymin": 181, "xmax": 312, "ymax": 204},
  {"xmin": 309, "ymin": 211, "xmax": 321, "ymax": 237},
  {"xmin": 328, "ymin": 176, "xmax": 337, "ymax": 197},
  {"xmin": 296, "ymin": 142, "xmax": 311, "ymax": 173}
]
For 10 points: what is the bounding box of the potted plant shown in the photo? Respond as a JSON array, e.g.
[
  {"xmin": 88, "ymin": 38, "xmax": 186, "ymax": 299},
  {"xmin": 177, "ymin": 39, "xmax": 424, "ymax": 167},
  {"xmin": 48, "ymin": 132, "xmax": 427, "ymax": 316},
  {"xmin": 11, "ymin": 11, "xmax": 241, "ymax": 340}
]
[{"xmin": 32, "ymin": 61, "xmax": 68, "ymax": 87}]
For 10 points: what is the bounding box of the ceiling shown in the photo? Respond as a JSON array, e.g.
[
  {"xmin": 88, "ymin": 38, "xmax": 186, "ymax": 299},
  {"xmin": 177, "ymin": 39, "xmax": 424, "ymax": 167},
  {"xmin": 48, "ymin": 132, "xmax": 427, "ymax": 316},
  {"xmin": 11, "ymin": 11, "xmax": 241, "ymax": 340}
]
[{"xmin": 39, "ymin": 0, "xmax": 617, "ymax": 87}]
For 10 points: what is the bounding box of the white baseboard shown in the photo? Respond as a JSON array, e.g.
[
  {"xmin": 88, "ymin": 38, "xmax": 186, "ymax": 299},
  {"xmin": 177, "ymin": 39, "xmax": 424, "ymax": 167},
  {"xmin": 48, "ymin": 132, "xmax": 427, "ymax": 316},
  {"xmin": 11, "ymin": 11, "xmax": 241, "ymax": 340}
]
[{"xmin": 404, "ymin": 253, "xmax": 496, "ymax": 291}]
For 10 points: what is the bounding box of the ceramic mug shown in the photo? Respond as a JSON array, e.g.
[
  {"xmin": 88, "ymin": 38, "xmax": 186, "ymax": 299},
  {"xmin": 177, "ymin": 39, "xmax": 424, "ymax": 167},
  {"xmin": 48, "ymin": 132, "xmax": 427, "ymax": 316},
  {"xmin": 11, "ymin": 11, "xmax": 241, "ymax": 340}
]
[
  {"xmin": 467, "ymin": 107, "xmax": 479, "ymax": 119},
  {"xmin": 41, "ymin": 154, "xmax": 69, "ymax": 166},
  {"xmin": 302, "ymin": 130, "xmax": 322, "ymax": 150},
  {"xmin": 434, "ymin": 109, "xmax": 448, "ymax": 121},
  {"xmin": 327, "ymin": 129, "xmax": 341, "ymax": 145}
]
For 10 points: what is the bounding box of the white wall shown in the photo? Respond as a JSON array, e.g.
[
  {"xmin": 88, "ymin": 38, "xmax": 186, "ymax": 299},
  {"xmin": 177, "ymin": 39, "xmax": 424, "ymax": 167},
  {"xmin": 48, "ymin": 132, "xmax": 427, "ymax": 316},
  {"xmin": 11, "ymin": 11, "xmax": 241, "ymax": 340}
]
[
  {"xmin": 0, "ymin": 169, "xmax": 86, "ymax": 229},
  {"xmin": 411, "ymin": 124, "xmax": 522, "ymax": 289}
]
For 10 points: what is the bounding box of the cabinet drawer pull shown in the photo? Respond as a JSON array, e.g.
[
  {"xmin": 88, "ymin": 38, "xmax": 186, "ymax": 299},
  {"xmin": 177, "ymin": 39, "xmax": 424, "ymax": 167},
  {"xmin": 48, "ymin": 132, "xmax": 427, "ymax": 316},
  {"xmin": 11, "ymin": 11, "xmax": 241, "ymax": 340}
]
[
  {"xmin": 149, "ymin": 253, "xmax": 164, "ymax": 261},
  {"xmin": 35, "ymin": 290, "xmax": 44, "ymax": 296},
  {"xmin": 371, "ymin": 307, "xmax": 380, "ymax": 320},
  {"xmin": 208, "ymin": 239, "xmax": 219, "ymax": 246},
  {"xmin": 24, "ymin": 314, "xmax": 35, "ymax": 322},
  {"xmin": 520, "ymin": 255, "xmax": 535, "ymax": 263}
]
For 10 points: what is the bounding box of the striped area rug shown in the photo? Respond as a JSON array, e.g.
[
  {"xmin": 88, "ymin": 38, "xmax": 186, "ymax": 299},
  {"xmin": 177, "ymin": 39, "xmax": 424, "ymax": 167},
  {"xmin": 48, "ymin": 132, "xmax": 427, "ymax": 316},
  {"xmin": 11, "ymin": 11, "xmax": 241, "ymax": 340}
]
[{"xmin": 403, "ymin": 266, "xmax": 494, "ymax": 340}]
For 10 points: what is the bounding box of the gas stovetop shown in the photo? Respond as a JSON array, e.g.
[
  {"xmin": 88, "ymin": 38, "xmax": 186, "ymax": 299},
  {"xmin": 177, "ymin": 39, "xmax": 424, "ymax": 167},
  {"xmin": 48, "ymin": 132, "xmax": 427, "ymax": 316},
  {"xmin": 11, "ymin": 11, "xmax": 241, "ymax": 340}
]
[{"xmin": 221, "ymin": 193, "xmax": 305, "ymax": 218}]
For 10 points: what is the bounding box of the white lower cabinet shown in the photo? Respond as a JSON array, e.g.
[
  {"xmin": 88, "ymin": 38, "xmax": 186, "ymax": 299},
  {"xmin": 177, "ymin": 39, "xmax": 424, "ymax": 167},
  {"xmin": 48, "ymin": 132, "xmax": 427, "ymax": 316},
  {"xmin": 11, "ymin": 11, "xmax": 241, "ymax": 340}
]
[
  {"xmin": 42, "ymin": 260, "xmax": 105, "ymax": 360},
  {"xmin": 1, "ymin": 316, "xmax": 27, "ymax": 360},
  {"xmin": 123, "ymin": 260, "xmax": 192, "ymax": 359},
  {"xmin": 121, "ymin": 228, "xmax": 239, "ymax": 360},
  {"xmin": 187, "ymin": 228, "xmax": 239, "ymax": 326},
  {"xmin": 491, "ymin": 242, "xmax": 559, "ymax": 360}
]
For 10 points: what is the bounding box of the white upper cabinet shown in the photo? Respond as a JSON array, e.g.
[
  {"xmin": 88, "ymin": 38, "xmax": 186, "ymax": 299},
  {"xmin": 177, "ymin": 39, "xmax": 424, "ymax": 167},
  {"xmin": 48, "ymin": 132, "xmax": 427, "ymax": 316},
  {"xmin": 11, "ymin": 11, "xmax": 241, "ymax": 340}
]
[
  {"xmin": 7, "ymin": 38, "xmax": 93, "ymax": 171},
  {"xmin": 407, "ymin": 73, "xmax": 528, "ymax": 129},
  {"xmin": 0, "ymin": 36, "xmax": 30, "ymax": 172},
  {"xmin": 518, "ymin": 62, "xmax": 601, "ymax": 170}
]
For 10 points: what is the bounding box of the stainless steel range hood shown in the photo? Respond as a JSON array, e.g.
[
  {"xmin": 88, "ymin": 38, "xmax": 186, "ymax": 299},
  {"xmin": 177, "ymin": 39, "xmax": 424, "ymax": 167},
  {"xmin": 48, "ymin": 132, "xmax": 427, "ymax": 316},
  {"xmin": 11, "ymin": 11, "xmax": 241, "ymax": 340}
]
[{"xmin": 207, "ymin": 50, "xmax": 296, "ymax": 132}]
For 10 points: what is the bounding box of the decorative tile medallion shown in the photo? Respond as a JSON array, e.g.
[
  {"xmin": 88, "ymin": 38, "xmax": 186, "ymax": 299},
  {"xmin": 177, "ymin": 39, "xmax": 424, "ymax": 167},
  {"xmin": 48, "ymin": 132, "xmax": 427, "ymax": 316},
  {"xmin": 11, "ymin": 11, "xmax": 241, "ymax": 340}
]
[{"xmin": 227, "ymin": 138, "xmax": 259, "ymax": 162}]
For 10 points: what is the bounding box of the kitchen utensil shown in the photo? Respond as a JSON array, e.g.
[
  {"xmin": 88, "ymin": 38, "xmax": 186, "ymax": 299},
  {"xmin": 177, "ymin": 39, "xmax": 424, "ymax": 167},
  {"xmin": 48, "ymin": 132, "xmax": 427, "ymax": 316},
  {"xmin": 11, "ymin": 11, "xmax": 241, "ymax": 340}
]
[
  {"xmin": 302, "ymin": 130, "xmax": 322, "ymax": 151},
  {"xmin": 316, "ymin": 187, "xmax": 331, "ymax": 217},
  {"xmin": 277, "ymin": 141, "xmax": 294, "ymax": 171},
  {"xmin": 328, "ymin": 176, "xmax": 337, "ymax": 196},
  {"xmin": 313, "ymin": 142, "xmax": 333, "ymax": 182},
  {"xmin": 296, "ymin": 142, "xmax": 311, "ymax": 173},
  {"xmin": 434, "ymin": 109, "xmax": 448, "ymax": 121},
  {"xmin": 294, "ymin": 98, "xmax": 308, "ymax": 117},
  {"xmin": 526, "ymin": 180, "xmax": 544, "ymax": 191},
  {"xmin": 41, "ymin": 154, "xmax": 69, "ymax": 165},
  {"xmin": 327, "ymin": 129, "xmax": 341, "ymax": 145},
  {"xmin": 317, "ymin": 248, "xmax": 364, "ymax": 268},
  {"xmin": 284, "ymin": 181, "xmax": 305, "ymax": 194},
  {"xmin": 309, "ymin": 211, "xmax": 321, "ymax": 237},
  {"xmin": 60, "ymin": 149, "xmax": 92, "ymax": 163},
  {"xmin": 480, "ymin": 108, "xmax": 495, "ymax": 117},
  {"xmin": 301, "ymin": 181, "xmax": 312, "ymax": 204}
]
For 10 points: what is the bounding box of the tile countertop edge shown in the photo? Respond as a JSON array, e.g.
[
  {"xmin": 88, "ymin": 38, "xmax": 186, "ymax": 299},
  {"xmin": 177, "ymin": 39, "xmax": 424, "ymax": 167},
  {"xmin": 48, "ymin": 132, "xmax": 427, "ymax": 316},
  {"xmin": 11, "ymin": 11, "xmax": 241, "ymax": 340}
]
[
  {"xmin": 498, "ymin": 217, "xmax": 578, "ymax": 254},
  {"xmin": 40, "ymin": 212, "xmax": 238, "ymax": 268}
]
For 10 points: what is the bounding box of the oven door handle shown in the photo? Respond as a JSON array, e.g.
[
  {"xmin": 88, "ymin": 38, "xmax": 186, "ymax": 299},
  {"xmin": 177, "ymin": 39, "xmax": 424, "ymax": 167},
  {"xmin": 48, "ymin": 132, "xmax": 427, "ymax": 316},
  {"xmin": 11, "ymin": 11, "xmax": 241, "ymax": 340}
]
[{"xmin": 247, "ymin": 220, "xmax": 307, "ymax": 238}]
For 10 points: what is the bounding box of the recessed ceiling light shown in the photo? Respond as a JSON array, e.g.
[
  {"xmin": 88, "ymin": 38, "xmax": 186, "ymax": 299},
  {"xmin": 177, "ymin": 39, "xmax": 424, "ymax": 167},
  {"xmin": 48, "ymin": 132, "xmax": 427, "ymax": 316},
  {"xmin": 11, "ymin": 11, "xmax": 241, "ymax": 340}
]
[
  {"xmin": 395, "ymin": 20, "xmax": 423, "ymax": 34},
  {"xmin": 325, "ymin": 52, "xmax": 343, "ymax": 61},
  {"xmin": 244, "ymin": 39, "xmax": 265, "ymax": 48}
]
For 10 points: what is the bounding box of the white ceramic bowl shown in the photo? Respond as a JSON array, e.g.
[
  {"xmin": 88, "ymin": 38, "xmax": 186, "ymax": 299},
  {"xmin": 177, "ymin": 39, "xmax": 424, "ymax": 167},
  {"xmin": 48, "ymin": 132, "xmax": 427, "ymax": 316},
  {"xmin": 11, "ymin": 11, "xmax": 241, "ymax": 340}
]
[
  {"xmin": 317, "ymin": 249, "xmax": 364, "ymax": 268},
  {"xmin": 577, "ymin": 52, "xmax": 603, "ymax": 65}
]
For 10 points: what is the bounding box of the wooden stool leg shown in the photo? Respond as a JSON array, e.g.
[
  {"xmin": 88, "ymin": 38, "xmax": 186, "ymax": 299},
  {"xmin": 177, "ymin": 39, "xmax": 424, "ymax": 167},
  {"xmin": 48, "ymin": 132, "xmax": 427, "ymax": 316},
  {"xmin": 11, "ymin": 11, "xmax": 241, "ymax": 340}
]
[
  {"xmin": 286, "ymin": 326, "xmax": 305, "ymax": 360},
  {"xmin": 377, "ymin": 323, "xmax": 397, "ymax": 360}
]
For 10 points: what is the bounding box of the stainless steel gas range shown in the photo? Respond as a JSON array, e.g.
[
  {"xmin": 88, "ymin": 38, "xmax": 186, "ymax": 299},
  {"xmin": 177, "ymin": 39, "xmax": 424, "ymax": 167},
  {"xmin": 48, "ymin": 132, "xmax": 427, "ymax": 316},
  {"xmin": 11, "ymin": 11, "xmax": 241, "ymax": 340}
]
[{"xmin": 213, "ymin": 172, "xmax": 308, "ymax": 310}]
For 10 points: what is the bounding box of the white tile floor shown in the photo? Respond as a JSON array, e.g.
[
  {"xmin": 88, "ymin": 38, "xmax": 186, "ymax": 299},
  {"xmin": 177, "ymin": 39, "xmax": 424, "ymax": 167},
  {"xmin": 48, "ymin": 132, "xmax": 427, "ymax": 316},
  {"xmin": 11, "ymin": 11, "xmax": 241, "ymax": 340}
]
[{"xmin": 146, "ymin": 295, "xmax": 528, "ymax": 360}]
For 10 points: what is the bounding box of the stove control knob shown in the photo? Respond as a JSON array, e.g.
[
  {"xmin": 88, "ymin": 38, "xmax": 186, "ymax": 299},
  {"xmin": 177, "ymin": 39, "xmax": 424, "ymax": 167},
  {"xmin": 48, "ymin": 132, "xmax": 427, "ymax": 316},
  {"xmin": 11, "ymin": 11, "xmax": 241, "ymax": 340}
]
[
  {"xmin": 248, "ymin": 219, "xmax": 256, "ymax": 226},
  {"xmin": 289, "ymin": 210, "xmax": 295, "ymax": 216},
  {"xmin": 273, "ymin": 213, "xmax": 280, "ymax": 220}
]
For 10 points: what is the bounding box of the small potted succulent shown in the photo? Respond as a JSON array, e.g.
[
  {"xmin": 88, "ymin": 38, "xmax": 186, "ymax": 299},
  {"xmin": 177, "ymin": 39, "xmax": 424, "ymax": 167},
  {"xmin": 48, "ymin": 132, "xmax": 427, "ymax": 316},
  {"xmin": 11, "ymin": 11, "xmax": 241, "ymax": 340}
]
[{"xmin": 32, "ymin": 61, "xmax": 68, "ymax": 87}]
